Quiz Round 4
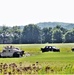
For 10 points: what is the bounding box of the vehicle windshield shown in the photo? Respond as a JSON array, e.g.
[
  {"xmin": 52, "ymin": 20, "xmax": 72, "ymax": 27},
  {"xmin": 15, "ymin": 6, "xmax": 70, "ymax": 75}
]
[
  {"xmin": 52, "ymin": 46, "xmax": 56, "ymax": 48},
  {"xmin": 16, "ymin": 48, "xmax": 19, "ymax": 50},
  {"xmin": 45, "ymin": 46, "xmax": 49, "ymax": 48}
]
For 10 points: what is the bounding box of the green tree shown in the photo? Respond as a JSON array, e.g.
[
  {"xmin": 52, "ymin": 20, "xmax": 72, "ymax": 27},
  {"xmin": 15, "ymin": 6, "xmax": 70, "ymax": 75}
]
[
  {"xmin": 42, "ymin": 27, "xmax": 52, "ymax": 43},
  {"xmin": 64, "ymin": 29, "xmax": 74, "ymax": 43},
  {"xmin": 54, "ymin": 25, "xmax": 68, "ymax": 34},
  {"xmin": 52, "ymin": 29, "xmax": 63, "ymax": 43},
  {"xmin": 0, "ymin": 26, "xmax": 13, "ymax": 44},
  {"xmin": 22, "ymin": 24, "xmax": 41, "ymax": 43},
  {"xmin": 12, "ymin": 26, "xmax": 21, "ymax": 44}
]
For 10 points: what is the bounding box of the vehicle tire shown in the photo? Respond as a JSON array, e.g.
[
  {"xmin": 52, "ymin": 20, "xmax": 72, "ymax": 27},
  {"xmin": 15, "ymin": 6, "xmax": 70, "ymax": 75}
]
[
  {"xmin": 13, "ymin": 52, "xmax": 21, "ymax": 57},
  {"xmin": 0, "ymin": 55, "xmax": 1, "ymax": 58}
]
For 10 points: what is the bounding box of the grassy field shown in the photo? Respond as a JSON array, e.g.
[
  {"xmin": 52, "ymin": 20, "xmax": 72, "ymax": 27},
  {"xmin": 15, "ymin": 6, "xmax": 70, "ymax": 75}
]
[{"xmin": 0, "ymin": 43, "xmax": 74, "ymax": 74}]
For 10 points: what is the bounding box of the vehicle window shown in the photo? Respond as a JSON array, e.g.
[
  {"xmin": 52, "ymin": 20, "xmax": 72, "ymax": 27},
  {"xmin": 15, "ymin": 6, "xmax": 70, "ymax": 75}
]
[
  {"xmin": 49, "ymin": 46, "xmax": 51, "ymax": 48},
  {"xmin": 45, "ymin": 46, "xmax": 48, "ymax": 48},
  {"xmin": 16, "ymin": 48, "xmax": 19, "ymax": 50},
  {"xmin": 53, "ymin": 47, "xmax": 56, "ymax": 48},
  {"xmin": 2, "ymin": 50, "xmax": 6, "ymax": 52}
]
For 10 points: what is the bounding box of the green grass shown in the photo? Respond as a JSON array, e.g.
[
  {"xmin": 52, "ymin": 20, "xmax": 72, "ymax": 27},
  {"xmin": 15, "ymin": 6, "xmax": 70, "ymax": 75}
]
[
  {"xmin": 0, "ymin": 43, "xmax": 74, "ymax": 61},
  {"xmin": 0, "ymin": 43, "xmax": 74, "ymax": 74},
  {"xmin": 0, "ymin": 43, "xmax": 74, "ymax": 63}
]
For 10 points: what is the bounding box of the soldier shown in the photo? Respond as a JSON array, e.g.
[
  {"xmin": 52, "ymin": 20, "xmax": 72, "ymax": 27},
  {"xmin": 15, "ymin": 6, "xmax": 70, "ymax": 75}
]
[
  {"xmin": 10, "ymin": 46, "xmax": 13, "ymax": 49},
  {"xmin": 7, "ymin": 46, "xmax": 9, "ymax": 49}
]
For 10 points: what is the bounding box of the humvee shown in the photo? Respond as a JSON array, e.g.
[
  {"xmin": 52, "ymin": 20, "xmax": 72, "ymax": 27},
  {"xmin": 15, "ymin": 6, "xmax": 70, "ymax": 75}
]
[
  {"xmin": 41, "ymin": 46, "xmax": 60, "ymax": 52},
  {"xmin": 0, "ymin": 46, "xmax": 24, "ymax": 57}
]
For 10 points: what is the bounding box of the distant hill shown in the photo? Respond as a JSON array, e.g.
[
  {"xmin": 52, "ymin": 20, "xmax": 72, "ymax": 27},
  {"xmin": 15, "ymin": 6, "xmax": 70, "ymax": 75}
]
[
  {"xmin": 37, "ymin": 22, "xmax": 74, "ymax": 30},
  {"xmin": 0, "ymin": 22, "xmax": 74, "ymax": 30}
]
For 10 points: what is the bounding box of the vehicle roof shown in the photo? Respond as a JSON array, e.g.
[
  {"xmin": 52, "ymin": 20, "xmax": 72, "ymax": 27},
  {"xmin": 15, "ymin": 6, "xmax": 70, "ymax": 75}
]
[{"xmin": 45, "ymin": 46, "xmax": 55, "ymax": 47}]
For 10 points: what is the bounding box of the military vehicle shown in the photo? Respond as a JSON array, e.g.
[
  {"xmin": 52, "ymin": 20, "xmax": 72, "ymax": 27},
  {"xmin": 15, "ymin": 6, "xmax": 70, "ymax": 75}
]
[
  {"xmin": 41, "ymin": 46, "xmax": 60, "ymax": 52},
  {"xmin": 0, "ymin": 46, "xmax": 24, "ymax": 57}
]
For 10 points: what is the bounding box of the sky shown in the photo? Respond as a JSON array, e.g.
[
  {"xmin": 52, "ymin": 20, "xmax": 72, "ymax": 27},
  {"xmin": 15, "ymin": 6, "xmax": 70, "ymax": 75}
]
[{"xmin": 0, "ymin": 0, "xmax": 74, "ymax": 26}]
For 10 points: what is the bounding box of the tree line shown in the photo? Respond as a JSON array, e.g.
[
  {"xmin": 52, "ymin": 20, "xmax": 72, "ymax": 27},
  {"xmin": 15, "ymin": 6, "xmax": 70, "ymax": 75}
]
[{"xmin": 0, "ymin": 24, "xmax": 74, "ymax": 44}]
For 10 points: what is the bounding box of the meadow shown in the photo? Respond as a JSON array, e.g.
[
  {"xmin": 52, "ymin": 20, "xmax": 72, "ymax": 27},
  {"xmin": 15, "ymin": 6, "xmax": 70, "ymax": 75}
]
[{"xmin": 0, "ymin": 43, "xmax": 74, "ymax": 74}]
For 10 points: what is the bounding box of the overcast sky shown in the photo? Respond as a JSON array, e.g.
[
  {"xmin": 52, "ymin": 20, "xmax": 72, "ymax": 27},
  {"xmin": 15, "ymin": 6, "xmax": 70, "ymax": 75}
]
[{"xmin": 0, "ymin": 0, "xmax": 74, "ymax": 26}]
